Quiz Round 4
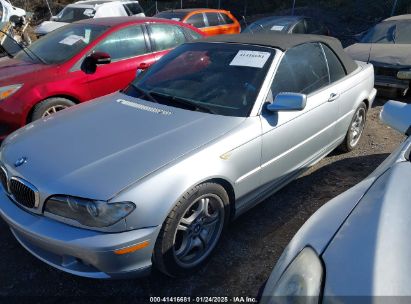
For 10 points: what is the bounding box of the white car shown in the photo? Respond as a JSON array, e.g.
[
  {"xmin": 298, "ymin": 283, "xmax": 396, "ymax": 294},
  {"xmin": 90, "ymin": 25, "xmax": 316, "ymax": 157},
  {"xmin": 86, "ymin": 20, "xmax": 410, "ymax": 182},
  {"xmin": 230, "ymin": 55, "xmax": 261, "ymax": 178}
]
[
  {"xmin": 35, "ymin": 0, "xmax": 145, "ymax": 37},
  {"xmin": 0, "ymin": 0, "xmax": 26, "ymax": 22}
]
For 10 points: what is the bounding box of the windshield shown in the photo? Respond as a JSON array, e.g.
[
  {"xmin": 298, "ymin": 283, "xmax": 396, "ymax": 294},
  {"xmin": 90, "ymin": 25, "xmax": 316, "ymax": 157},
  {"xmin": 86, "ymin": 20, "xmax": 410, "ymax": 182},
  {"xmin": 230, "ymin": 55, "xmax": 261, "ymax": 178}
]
[
  {"xmin": 14, "ymin": 23, "xmax": 107, "ymax": 64},
  {"xmin": 243, "ymin": 17, "xmax": 291, "ymax": 33},
  {"xmin": 56, "ymin": 6, "xmax": 96, "ymax": 23},
  {"xmin": 155, "ymin": 11, "xmax": 188, "ymax": 22},
  {"xmin": 361, "ymin": 21, "xmax": 411, "ymax": 44},
  {"xmin": 123, "ymin": 42, "xmax": 275, "ymax": 117}
]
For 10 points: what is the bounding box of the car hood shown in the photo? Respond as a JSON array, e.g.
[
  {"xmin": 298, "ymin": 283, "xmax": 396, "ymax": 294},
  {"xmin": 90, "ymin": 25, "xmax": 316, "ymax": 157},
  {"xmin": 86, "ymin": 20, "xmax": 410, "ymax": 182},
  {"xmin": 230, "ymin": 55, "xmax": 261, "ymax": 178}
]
[
  {"xmin": 1, "ymin": 92, "xmax": 245, "ymax": 200},
  {"xmin": 322, "ymin": 159, "xmax": 411, "ymax": 297},
  {"xmin": 345, "ymin": 43, "xmax": 411, "ymax": 67},
  {"xmin": 0, "ymin": 57, "xmax": 50, "ymax": 84},
  {"xmin": 35, "ymin": 21, "xmax": 68, "ymax": 34}
]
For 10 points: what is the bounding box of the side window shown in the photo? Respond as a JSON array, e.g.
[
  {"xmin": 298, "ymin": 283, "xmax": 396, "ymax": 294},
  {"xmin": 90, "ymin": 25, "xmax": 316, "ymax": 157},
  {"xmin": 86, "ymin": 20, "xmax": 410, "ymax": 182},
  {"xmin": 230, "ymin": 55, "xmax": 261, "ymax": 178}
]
[
  {"xmin": 94, "ymin": 26, "xmax": 147, "ymax": 61},
  {"xmin": 149, "ymin": 24, "xmax": 186, "ymax": 51},
  {"xmin": 218, "ymin": 13, "xmax": 234, "ymax": 25},
  {"xmin": 322, "ymin": 44, "xmax": 346, "ymax": 82},
  {"xmin": 306, "ymin": 19, "xmax": 319, "ymax": 33},
  {"xmin": 184, "ymin": 28, "xmax": 203, "ymax": 40},
  {"xmin": 186, "ymin": 13, "xmax": 206, "ymax": 28},
  {"xmin": 123, "ymin": 3, "xmax": 143, "ymax": 15},
  {"xmin": 271, "ymin": 43, "xmax": 329, "ymax": 97},
  {"xmin": 205, "ymin": 12, "xmax": 220, "ymax": 26},
  {"xmin": 292, "ymin": 20, "xmax": 306, "ymax": 34}
]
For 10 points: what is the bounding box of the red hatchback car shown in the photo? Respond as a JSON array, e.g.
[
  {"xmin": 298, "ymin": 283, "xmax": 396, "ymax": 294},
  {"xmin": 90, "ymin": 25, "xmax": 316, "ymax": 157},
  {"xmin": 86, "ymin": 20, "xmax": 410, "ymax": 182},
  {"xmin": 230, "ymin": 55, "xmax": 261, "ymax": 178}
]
[{"xmin": 0, "ymin": 17, "xmax": 204, "ymax": 139}]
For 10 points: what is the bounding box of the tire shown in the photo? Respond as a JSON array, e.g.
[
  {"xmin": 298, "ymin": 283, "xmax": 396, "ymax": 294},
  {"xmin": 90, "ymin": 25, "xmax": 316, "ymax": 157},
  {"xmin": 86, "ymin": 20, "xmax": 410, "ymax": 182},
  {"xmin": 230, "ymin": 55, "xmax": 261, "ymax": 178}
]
[
  {"xmin": 339, "ymin": 102, "xmax": 367, "ymax": 153},
  {"xmin": 31, "ymin": 98, "xmax": 75, "ymax": 122},
  {"xmin": 154, "ymin": 182, "xmax": 230, "ymax": 277}
]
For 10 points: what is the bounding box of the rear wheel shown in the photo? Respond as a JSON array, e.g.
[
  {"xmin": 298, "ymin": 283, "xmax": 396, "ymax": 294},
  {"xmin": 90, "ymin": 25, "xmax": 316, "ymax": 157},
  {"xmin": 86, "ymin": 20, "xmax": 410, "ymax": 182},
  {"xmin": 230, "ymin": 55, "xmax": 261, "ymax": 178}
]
[
  {"xmin": 31, "ymin": 98, "xmax": 75, "ymax": 122},
  {"xmin": 339, "ymin": 102, "xmax": 367, "ymax": 152},
  {"xmin": 154, "ymin": 182, "xmax": 229, "ymax": 277}
]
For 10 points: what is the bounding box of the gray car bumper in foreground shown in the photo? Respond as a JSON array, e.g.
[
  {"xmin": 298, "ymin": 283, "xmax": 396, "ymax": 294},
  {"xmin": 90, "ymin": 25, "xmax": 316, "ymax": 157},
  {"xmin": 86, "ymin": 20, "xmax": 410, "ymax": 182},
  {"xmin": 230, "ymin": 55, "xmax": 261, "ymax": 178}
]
[{"xmin": 0, "ymin": 192, "xmax": 160, "ymax": 279}]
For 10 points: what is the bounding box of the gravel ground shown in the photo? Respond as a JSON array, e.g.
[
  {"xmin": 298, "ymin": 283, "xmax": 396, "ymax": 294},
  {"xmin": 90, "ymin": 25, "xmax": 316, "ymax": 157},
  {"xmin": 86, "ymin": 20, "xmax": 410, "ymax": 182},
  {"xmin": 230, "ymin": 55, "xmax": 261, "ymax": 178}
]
[{"xmin": 0, "ymin": 98, "xmax": 406, "ymax": 301}]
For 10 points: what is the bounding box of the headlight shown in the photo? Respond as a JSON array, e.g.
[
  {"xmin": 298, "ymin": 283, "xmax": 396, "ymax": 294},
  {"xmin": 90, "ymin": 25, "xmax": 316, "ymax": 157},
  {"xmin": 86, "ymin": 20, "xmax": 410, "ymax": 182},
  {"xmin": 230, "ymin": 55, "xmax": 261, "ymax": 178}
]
[
  {"xmin": 0, "ymin": 84, "xmax": 23, "ymax": 100},
  {"xmin": 261, "ymin": 247, "xmax": 324, "ymax": 304},
  {"xmin": 44, "ymin": 195, "xmax": 136, "ymax": 228}
]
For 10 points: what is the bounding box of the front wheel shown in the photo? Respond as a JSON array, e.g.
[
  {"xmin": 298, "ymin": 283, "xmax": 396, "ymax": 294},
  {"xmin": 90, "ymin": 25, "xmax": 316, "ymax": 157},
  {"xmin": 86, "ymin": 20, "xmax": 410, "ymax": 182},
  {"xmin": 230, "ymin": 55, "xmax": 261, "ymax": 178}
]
[
  {"xmin": 339, "ymin": 102, "xmax": 367, "ymax": 152},
  {"xmin": 31, "ymin": 97, "xmax": 75, "ymax": 122},
  {"xmin": 154, "ymin": 183, "xmax": 229, "ymax": 277}
]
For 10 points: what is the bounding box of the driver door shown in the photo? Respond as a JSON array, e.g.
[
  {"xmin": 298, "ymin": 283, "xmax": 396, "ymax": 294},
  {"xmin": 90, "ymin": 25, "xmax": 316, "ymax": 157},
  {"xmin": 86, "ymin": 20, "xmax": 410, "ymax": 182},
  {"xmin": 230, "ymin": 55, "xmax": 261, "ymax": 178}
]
[
  {"xmin": 86, "ymin": 25, "xmax": 156, "ymax": 99},
  {"xmin": 259, "ymin": 43, "xmax": 339, "ymax": 189}
]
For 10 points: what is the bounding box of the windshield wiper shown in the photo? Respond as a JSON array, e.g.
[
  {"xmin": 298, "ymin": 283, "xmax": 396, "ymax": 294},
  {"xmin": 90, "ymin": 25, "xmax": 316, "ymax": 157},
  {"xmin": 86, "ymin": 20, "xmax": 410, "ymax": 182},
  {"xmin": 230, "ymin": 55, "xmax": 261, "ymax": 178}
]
[
  {"xmin": 150, "ymin": 91, "xmax": 215, "ymax": 114},
  {"xmin": 130, "ymin": 84, "xmax": 159, "ymax": 104}
]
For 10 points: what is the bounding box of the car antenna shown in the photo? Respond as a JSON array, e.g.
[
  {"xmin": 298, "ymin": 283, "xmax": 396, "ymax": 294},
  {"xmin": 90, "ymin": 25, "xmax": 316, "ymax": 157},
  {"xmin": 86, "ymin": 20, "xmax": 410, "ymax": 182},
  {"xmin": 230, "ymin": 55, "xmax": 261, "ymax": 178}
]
[{"xmin": 367, "ymin": 43, "xmax": 372, "ymax": 64}]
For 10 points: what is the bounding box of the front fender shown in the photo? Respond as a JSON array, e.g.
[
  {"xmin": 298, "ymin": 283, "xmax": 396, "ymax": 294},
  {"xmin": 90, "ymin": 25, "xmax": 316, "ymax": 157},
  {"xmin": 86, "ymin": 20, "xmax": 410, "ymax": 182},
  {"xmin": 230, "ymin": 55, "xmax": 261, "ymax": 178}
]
[{"xmin": 113, "ymin": 117, "xmax": 262, "ymax": 230}]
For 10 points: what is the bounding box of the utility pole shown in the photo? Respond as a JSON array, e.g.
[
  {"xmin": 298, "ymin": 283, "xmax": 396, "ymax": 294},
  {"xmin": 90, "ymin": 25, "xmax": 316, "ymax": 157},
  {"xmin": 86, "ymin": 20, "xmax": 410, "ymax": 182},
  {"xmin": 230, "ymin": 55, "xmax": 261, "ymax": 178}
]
[
  {"xmin": 181, "ymin": 0, "xmax": 183, "ymax": 9},
  {"xmin": 291, "ymin": 0, "xmax": 296, "ymax": 15},
  {"xmin": 44, "ymin": 0, "xmax": 53, "ymax": 17},
  {"xmin": 391, "ymin": 0, "xmax": 399, "ymax": 16}
]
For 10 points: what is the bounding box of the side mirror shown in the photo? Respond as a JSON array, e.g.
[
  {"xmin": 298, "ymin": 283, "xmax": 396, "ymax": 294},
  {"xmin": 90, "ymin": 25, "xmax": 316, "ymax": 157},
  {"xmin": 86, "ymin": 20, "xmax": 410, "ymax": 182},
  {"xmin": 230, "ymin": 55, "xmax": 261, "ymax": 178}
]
[
  {"xmin": 81, "ymin": 52, "xmax": 111, "ymax": 74},
  {"xmin": 380, "ymin": 100, "xmax": 411, "ymax": 136},
  {"xmin": 266, "ymin": 93, "xmax": 307, "ymax": 112},
  {"xmin": 50, "ymin": 16, "xmax": 58, "ymax": 21}
]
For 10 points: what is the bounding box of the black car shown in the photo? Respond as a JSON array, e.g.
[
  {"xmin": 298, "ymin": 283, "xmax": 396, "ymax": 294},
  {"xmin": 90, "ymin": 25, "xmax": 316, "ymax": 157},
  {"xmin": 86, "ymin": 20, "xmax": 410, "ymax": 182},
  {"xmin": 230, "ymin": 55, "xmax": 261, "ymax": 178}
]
[{"xmin": 243, "ymin": 15, "xmax": 330, "ymax": 35}]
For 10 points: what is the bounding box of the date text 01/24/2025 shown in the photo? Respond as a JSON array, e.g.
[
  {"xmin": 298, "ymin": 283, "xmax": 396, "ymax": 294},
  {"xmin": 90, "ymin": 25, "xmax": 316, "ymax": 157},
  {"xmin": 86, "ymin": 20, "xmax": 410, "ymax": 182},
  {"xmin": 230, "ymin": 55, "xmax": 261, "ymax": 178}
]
[{"xmin": 149, "ymin": 296, "xmax": 257, "ymax": 303}]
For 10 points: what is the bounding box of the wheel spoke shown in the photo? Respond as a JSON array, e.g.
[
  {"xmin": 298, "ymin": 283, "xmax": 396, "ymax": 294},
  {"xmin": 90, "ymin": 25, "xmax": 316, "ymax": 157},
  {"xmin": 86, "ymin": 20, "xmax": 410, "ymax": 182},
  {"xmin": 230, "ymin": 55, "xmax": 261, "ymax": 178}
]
[
  {"xmin": 180, "ymin": 217, "xmax": 194, "ymax": 226},
  {"xmin": 192, "ymin": 236, "xmax": 205, "ymax": 252},
  {"xmin": 177, "ymin": 223, "xmax": 189, "ymax": 231},
  {"xmin": 175, "ymin": 234, "xmax": 193, "ymax": 258}
]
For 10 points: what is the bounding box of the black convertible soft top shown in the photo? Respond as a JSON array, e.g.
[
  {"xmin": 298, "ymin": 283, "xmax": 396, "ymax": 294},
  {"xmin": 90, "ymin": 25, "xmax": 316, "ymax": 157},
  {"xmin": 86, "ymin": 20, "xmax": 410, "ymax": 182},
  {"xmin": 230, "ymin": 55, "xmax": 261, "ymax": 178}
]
[{"xmin": 199, "ymin": 33, "xmax": 358, "ymax": 74}]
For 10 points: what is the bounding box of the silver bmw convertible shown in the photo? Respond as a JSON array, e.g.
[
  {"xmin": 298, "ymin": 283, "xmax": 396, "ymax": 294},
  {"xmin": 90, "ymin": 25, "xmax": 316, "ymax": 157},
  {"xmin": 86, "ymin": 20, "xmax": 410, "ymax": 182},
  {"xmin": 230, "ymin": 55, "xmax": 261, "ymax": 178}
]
[{"xmin": 0, "ymin": 33, "xmax": 376, "ymax": 278}]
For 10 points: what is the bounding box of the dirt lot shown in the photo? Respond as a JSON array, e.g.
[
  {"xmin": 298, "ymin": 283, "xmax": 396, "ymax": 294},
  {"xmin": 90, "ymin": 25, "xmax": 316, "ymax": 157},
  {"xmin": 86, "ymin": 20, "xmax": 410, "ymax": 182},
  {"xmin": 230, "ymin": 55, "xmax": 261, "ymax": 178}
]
[{"xmin": 0, "ymin": 98, "xmax": 406, "ymax": 300}]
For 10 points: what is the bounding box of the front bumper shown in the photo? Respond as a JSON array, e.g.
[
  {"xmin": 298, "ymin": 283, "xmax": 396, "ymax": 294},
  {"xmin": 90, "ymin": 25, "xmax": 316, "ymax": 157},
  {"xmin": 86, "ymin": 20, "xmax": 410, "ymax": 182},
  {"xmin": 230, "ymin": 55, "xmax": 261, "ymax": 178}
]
[
  {"xmin": 0, "ymin": 97, "xmax": 25, "ymax": 140},
  {"xmin": 0, "ymin": 191, "xmax": 160, "ymax": 279}
]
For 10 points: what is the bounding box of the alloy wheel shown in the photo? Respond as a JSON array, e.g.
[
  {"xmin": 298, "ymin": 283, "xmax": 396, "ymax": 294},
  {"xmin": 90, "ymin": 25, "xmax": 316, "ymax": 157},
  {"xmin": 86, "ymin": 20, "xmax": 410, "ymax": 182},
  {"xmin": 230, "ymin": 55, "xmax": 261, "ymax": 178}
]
[{"xmin": 173, "ymin": 194, "xmax": 224, "ymax": 268}]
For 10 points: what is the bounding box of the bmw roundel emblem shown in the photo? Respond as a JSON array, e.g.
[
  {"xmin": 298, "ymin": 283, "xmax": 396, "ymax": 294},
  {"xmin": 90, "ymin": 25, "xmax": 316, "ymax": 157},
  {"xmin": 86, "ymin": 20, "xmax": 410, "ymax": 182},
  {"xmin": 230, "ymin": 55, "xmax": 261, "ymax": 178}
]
[{"xmin": 14, "ymin": 157, "xmax": 27, "ymax": 168}]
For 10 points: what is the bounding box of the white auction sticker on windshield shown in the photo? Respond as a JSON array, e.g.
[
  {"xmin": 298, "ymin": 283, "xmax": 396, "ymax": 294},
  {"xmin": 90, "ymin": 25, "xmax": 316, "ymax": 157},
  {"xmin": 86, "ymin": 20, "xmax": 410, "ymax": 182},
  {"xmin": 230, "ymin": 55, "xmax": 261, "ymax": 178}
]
[
  {"xmin": 59, "ymin": 35, "xmax": 84, "ymax": 45},
  {"xmin": 271, "ymin": 25, "xmax": 284, "ymax": 31},
  {"xmin": 230, "ymin": 50, "xmax": 271, "ymax": 68}
]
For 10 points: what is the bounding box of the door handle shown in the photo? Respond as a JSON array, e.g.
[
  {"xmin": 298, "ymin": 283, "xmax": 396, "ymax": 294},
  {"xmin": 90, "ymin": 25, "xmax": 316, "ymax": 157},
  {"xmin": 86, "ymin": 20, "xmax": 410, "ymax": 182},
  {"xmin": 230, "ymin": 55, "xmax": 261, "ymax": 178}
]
[
  {"xmin": 138, "ymin": 62, "xmax": 150, "ymax": 70},
  {"xmin": 328, "ymin": 93, "xmax": 340, "ymax": 102}
]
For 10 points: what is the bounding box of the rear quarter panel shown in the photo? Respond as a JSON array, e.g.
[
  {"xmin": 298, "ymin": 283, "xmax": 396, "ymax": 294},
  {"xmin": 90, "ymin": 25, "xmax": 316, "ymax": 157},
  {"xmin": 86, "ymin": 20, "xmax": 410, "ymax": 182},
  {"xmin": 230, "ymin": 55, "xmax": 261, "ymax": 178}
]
[{"xmin": 335, "ymin": 61, "xmax": 375, "ymax": 137}]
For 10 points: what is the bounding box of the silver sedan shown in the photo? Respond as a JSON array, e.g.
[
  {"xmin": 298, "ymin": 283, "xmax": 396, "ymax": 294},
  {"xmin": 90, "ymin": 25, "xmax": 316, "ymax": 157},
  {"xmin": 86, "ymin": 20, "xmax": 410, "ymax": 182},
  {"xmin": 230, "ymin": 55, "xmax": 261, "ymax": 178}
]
[
  {"xmin": 261, "ymin": 100, "xmax": 411, "ymax": 301},
  {"xmin": 0, "ymin": 33, "xmax": 375, "ymax": 278}
]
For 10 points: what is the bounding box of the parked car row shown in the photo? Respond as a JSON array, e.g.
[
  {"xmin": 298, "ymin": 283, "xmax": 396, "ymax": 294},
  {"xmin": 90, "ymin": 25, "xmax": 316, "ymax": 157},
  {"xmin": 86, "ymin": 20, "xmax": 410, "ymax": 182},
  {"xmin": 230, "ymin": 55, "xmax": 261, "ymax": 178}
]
[{"xmin": 36, "ymin": 0, "xmax": 411, "ymax": 97}]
